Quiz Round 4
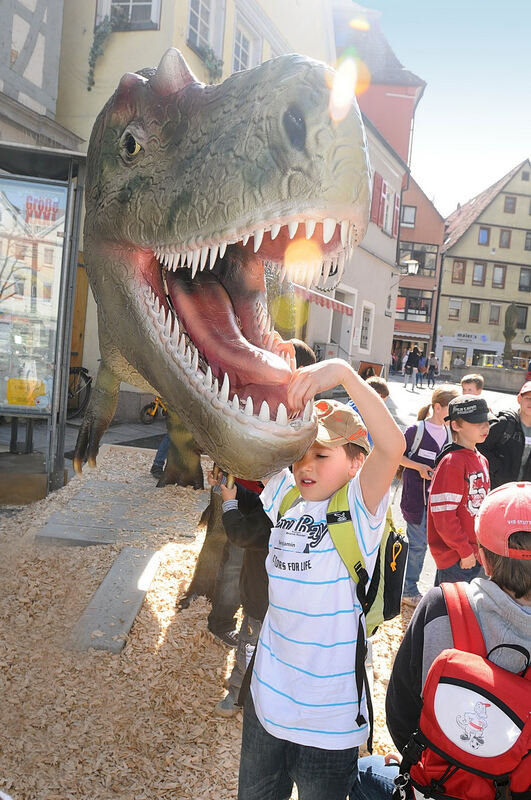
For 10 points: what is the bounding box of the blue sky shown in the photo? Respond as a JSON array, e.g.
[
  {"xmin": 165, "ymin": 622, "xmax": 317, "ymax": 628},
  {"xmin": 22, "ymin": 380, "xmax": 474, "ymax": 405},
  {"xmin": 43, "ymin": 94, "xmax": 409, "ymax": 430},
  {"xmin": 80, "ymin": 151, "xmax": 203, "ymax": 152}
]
[{"xmin": 360, "ymin": 0, "xmax": 530, "ymax": 217}]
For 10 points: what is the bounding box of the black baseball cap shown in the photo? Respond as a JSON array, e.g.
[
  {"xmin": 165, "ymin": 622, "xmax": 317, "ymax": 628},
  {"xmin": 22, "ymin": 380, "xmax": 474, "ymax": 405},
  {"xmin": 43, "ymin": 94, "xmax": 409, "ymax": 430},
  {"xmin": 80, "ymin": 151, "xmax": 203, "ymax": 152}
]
[{"xmin": 444, "ymin": 395, "xmax": 495, "ymax": 423}]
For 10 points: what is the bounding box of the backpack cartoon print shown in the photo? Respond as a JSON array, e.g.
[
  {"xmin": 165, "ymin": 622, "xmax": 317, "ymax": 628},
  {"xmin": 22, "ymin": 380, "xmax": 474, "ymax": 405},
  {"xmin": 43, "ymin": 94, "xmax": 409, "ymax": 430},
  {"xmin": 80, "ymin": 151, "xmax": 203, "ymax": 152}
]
[{"xmin": 456, "ymin": 701, "xmax": 490, "ymax": 749}]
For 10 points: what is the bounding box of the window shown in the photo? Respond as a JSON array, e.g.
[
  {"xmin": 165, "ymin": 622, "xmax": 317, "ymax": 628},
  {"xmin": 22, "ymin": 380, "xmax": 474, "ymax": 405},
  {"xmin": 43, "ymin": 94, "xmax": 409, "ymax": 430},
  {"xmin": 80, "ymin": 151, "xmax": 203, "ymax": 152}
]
[
  {"xmin": 499, "ymin": 229, "xmax": 511, "ymax": 248},
  {"xmin": 523, "ymin": 171, "xmax": 530, "ymax": 181},
  {"xmin": 516, "ymin": 305, "xmax": 528, "ymax": 329},
  {"xmin": 525, "ymin": 232, "xmax": 531, "ymax": 251},
  {"xmin": 395, "ymin": 289, "xmax": 433, "ymax": 323},
  {"xmin": 489, "ymin": 304, "xmax": 501, "ymax": 325},
  {"xmin": 478, "ymin": 227, "xmax": 490, "ymax": 246},
  {"xmin": 14, "ymin": 276, "xmax": 25, "ymax": 295},
  {"xmin": 469, "ymin": 302, "xmax": 481, "ymax": 323},
  {"xmin": 504, "ymin": 195, "xmax": 516, "ymax": 213},
  {"xmin": 233, "ymin": 26, "xmax": 251, "ymax": 71},
  {"xmin": 399, "ymin": 242, "xmax": 437, "ymax": 275},
  {"xmin": 42, "ymin": 282, "xmax": 52, "ymax": 301},
  {"xmin": 96, "ymin": 0, "xmax": 161, "ymax": 29},
  {"xmin": 448, "ymin": 298, "xmax": 462, "ymax": 320},
  {"xmin": 519, "ymin": 268, "xmax": 531, "ymax": 292},
  {"xmin": 359, "ymin": 304, "xmax": 373, "ymax": 351},
  {"xmin": 492, "ymin": 264, "xmax": 506, "ymax": 288},
  {"xmin": 452, "ymin": 260, "xmax": 466, "ymax": 283},
  {"xmin": 188, "ymin": 0, "xmax": 212, "ymax": 51},
  {"xmin": 369, "ymin": 173, "xmax": 390, "ymax": 232},
  {"xmin": 15, "ymin": 243, "xmax": 27, "ymax": 260},
  {"xmin": 43, "ymin": 247, "xmax": 54, "ymax": 265},
  {"xmin": 472, "ymin": 261, "xmax": 486, "ymax": 286},
  {"xmin": 400, "ymin": 205, "xmax": 416, "ymax": 227}
]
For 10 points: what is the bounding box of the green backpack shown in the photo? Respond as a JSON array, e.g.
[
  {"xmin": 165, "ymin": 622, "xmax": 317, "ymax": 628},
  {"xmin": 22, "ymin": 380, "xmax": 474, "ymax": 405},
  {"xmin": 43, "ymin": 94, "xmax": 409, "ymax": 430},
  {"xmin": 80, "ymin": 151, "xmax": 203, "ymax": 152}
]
[{"xmin": 278, "ymin": 482, "xmax": 408, "ymax": 750}]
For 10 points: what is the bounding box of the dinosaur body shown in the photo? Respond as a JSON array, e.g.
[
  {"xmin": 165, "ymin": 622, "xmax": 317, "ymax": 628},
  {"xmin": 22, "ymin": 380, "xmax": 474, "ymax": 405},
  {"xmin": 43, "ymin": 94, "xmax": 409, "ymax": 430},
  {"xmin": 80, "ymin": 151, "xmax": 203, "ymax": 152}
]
[{"xmin": 74, "ymin": 48, "xmax": 370, "ymax": 485}]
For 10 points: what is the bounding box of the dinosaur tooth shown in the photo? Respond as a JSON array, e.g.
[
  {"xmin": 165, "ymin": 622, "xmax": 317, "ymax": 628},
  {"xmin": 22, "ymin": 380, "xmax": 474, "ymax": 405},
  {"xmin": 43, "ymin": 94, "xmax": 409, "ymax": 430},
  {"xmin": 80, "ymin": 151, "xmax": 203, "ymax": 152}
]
[
  {"xmin": 178, "ymin": 334, "xmax": 186, "ymax": 356},
  {"xmin": 154, "ymin": 295, "xmax": 160, "ymax": 313},
  {"xmin": 232, "ymin": 394, "xmax": 240, "ymax": 411},
  {"xmin": 259, "ymin": 400, "xmax": 270, "ymax": 422},
  {"xmin": 158, "ymin": 306, "xmax": 166, "ymax": 326},
  {"xmin": 219, "ymin": 241, "xmax": 227, "ymax": 258},
  {"xmin": 192, "ymin": 348, "xmax": 199, "ymax": 372},
  {"xmin": 338, "ymin": 251, "xmax": 346, "ymax": 276},
  {"xmin": 242, "ymin": 233, "xmax": 250, "ymax": 246},
  {"xmin": 340, "ymin": 219, "xmax": 349, "ymax": 247},
  {"xmin": 322, "ymin": 259, "xmax": 332, "ymax": 282},
  {"xmin": 164, "ymin": 312, "xmax": 172, "ymax": 339},
  {"xmin": 253, "ymin": 228, "xmax": 264, "ymax": 252},
  {"xmin": 276, "ymin": 403, "xmax": 288, "ymax": 425},
  {"xmin": 305, "ymin": 220, "xmax": 316, "ymax": 239},
  {"xmin": 200, "ymin": 246, "xmax": 209, "ymax": 271},
  {"xmin": 185, "ymin": 345, "xmax": 192, "ymax": 365},
  {"xmin": 288, "ymin": 220, "xmax": 298, "ymax": 239},
  {"xmin": 244, "ymin": 396, "xmax": 253, "ymax": 416},
  {"xmin": 191, "ymin": 249, "xmax": 200, "ymax": 276},
  {"xmin": 212, "ymin": 377, "xmax": 219, "ymax": 396},
  {"xmin": 270, "ymin": 223, "xmax": 281, "ymax": 240},
  {"xmin": 205, "ymin": 365, "xmax": 212, "ymax": 389},
  {"xmin": 303, "ymin": 399, "xmax": 314, "ymax": 421},
  {"xmin": 323, "ymin": 217, "xmax": 336, "ymax": 244},
  {"xmin": 209, "ymin": 244, "xmax": 218, "ymax": 268},
  {"xmin": 219, "ymin": 372, "xmax": 230, "ymax": 403}
]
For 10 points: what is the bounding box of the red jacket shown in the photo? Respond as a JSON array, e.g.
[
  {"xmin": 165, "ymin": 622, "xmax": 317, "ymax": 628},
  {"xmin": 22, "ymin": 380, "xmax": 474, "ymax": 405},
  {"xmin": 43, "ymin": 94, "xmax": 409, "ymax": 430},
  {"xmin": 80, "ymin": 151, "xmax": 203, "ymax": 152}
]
[{"xmin": 427, "ymin": 445, "xmax": 490, "ymax": 568}]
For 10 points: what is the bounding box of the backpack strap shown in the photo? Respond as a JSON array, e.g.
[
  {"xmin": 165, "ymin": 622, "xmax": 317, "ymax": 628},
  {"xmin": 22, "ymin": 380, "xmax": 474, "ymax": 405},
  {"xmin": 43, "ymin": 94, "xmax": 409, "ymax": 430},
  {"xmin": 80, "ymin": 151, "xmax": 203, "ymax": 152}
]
[
  {"xmin": 408, "ymin": 419, "xmax": 425, "ymax": 459},
  {"xmin": 441, "ymin": 581, "xmax": 487, "ymax": 657},
  {"xmin": 278, "ymin": 485, "xmax": 301, "ymax": 520}
]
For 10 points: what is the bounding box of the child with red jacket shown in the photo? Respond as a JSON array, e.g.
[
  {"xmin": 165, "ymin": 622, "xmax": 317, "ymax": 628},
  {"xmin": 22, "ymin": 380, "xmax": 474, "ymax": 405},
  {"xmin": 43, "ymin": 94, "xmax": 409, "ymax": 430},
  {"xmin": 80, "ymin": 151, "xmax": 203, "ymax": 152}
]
[{"xmin": 427, "ymin": 395, "xmax": 493, "ymax": 584}]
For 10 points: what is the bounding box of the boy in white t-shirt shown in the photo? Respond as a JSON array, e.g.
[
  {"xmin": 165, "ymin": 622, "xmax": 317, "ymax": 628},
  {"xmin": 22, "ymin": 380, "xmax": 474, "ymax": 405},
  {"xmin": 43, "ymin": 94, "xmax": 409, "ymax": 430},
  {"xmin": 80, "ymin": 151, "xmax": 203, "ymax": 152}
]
[{"xmin": 234, "ymin": 358, "xmax": 405, "ymax": 800}]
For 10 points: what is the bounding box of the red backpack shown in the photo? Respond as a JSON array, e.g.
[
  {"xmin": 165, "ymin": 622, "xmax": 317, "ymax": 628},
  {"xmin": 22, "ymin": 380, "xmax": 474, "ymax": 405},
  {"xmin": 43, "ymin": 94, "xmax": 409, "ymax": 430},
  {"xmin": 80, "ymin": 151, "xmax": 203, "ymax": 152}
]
[{"xmin": 394, "ymin": 582, "xmax": 531, "ymax": 800}]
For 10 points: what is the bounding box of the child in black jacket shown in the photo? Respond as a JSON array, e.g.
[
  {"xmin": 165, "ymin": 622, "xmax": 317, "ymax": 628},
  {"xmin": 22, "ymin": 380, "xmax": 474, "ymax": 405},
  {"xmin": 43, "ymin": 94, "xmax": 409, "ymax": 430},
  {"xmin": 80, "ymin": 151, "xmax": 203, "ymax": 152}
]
[{"xmin": 208, "ymin": 479, "xmax": 271, "ymax": 716}]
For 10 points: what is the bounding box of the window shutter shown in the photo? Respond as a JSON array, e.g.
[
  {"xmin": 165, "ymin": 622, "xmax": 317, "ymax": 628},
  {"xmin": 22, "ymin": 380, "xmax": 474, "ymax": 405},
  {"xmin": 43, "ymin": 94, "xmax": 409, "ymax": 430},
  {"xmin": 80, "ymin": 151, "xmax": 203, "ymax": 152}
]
[
  {"xmin": 370, "ymin": 173, "xmax": 382, "ymax": 223},
  {"xmin": 392, "ymin": 194, "xmax": 401, "ymax": 237},
  {"xmin": 378, "ymin": 179, "xmax": 387, "ymax": 228}
]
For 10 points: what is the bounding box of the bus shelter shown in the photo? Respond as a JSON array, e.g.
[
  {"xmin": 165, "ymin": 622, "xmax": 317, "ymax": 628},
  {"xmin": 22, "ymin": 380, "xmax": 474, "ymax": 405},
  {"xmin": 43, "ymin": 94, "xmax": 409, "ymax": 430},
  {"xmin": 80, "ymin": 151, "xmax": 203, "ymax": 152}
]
[{"xmin": 0, "ymin": 141, "xmax": 85, "ymax": 501}]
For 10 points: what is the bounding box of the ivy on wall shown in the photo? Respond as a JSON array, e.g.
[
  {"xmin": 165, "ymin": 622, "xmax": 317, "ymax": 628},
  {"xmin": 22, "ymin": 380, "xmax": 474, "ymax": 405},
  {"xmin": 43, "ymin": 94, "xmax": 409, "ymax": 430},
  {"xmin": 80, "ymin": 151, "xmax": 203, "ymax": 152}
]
[{"xmin": 87, "ymin": 7, "xmax": 129, "ymax": 91}]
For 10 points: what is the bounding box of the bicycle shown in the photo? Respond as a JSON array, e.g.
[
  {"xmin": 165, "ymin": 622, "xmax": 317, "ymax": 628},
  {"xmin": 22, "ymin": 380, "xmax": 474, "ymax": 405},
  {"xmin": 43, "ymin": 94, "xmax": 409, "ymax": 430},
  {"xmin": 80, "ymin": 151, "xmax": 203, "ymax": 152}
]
[
  {"xmin": 140, "ymin": 395, "xmax": 167, "ymax": 424},
  {"xmin": 67, "ymin": 366, "xmax": 92, "ymax": 419}
]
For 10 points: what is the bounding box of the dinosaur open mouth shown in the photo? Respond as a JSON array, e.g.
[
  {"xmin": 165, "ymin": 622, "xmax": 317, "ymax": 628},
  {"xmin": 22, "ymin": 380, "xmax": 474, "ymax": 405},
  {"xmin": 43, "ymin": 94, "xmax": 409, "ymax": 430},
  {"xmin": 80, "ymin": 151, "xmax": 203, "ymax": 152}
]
[{"xmin": 145, "ymin": 215, "xmax": 358, "ymax": 426}]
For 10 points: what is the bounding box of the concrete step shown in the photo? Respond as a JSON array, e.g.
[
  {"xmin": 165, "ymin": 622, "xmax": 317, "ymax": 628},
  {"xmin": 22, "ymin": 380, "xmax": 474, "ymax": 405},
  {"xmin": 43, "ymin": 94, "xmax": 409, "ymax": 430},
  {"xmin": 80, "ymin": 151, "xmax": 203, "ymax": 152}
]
[{"xmin": 69, "ymin": 546, "xmax": 159, "ymax": 653}]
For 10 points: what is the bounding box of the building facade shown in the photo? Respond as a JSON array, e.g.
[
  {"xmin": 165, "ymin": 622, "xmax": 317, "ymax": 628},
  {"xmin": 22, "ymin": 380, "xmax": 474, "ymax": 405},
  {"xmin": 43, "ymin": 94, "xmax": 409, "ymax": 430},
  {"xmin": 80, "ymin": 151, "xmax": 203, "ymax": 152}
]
[
  {"xmin": 392, "ymin": 176, "xmax": 445, "ymax": 364},
  {"xmin": 0, "ymin": 0, "xmax": 82, "ymax": 150},
  {"xmin": 438, "ymin": 160, "xmax": 531, "ymax": 370}
]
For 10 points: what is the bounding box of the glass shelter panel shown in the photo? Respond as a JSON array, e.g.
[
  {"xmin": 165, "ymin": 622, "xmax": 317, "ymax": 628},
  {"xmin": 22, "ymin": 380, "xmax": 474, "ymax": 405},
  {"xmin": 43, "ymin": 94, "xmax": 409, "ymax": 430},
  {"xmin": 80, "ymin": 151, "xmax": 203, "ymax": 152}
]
[{"xmin": 0, "ymin": 177, "xmax": 68, "ymax": 416}]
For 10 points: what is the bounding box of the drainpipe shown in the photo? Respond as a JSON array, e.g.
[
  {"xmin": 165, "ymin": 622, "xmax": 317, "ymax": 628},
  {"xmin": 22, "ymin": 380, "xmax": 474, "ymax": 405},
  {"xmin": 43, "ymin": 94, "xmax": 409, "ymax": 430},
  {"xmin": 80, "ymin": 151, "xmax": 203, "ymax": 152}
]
[{"xmin": 431, "ymin": 251, "xmax": 445, "ymax": 354}]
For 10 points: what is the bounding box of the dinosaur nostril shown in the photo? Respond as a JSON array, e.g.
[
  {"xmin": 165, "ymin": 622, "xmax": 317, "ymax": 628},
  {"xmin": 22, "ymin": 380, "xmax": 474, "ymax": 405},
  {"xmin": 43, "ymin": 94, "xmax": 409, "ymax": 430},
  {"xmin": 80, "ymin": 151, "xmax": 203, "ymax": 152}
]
[{"xmin": 282, "ymin": 104, "xmax": 306, "ymax": 151}]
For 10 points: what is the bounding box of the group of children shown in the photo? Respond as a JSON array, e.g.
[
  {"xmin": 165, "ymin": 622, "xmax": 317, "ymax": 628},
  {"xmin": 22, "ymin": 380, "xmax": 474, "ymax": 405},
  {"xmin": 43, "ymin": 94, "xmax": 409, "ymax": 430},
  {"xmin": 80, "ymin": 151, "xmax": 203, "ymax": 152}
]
[{"xmin": 206, "ymin": 358, "xmax": 531, "ymax": 800}]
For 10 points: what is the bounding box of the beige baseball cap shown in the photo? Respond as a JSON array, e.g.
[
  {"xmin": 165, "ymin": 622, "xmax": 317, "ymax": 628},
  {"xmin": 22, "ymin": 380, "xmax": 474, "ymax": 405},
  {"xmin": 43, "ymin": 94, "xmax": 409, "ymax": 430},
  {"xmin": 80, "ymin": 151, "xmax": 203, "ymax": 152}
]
[{"xmin": 314, "ymin": 399, "xmax": 371, "ymax": 454}]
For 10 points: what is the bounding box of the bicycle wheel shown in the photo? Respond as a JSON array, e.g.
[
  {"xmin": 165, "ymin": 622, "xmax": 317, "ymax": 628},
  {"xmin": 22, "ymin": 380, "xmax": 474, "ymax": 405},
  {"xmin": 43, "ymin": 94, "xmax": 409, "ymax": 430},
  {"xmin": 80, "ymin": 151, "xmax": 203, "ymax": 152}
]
[
  {"xmin": 67, "ymin": 370, "xmax": 91, "ymax": 419},
  {"xmin": 140, "ymin": 402, "xmax": 158, "ymax": 424}
]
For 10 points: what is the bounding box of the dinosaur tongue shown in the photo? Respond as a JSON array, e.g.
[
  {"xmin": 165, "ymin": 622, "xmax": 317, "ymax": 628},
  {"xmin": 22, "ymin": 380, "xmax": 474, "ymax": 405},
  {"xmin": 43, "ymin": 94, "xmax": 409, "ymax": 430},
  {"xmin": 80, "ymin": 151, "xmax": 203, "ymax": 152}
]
[{"xmin": 165, "ymin": 270, "xmax": 292, "ymax": 412}]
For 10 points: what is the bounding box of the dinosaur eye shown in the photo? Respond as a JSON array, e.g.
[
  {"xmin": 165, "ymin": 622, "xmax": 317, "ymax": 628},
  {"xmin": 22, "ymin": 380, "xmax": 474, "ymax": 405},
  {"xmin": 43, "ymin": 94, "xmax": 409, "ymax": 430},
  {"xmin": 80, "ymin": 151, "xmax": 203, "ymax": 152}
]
[{"xmin": 122, "ymin": 132, "xmax": 142, "ymax": 157}]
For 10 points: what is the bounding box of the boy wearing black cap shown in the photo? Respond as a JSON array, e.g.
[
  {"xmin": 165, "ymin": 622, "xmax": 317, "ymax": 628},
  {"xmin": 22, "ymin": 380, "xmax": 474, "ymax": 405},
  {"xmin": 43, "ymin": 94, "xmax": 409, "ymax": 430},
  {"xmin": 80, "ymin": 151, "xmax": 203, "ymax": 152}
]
[{"xmin": 427, "ymin": 394, "xmax": 493, "ymax": 585}]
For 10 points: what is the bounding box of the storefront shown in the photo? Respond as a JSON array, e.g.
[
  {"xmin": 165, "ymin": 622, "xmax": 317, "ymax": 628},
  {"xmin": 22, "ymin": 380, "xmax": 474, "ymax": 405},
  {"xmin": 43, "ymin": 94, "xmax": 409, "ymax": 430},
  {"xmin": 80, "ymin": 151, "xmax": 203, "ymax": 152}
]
[{"xmin": 0, "ymin": 141, "xmax": 85, "ymax": 497}]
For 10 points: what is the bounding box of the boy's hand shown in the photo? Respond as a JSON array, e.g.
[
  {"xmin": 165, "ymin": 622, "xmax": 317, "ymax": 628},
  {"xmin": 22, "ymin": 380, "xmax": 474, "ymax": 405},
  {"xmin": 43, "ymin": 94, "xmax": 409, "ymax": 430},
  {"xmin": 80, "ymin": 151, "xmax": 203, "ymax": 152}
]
[
  {"xmin": 287, "ymin": 359, "xmax": 350, "ymax": 410},
  {"xmin": 207, "ymin": 470, "xmax": 237, "ymax": 501},
  {"xmin": 460, "ymin": 553, "xmax": 476, "ymax": 569}
]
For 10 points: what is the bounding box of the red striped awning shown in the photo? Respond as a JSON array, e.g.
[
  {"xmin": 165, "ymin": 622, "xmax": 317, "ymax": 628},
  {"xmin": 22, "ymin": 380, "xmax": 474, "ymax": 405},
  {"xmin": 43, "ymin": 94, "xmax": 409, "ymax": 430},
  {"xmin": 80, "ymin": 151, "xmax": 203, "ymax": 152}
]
[{"xmin": 293, "ymin": 284, "xmax": 353, "ymax": 316}]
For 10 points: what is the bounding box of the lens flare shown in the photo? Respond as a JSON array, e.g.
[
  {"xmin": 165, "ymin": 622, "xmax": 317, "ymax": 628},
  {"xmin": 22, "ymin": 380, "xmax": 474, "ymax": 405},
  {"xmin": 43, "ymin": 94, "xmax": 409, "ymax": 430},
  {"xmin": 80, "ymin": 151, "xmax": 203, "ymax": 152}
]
[
  {"xmin": 349, "ymin": 16, "xmax": 370, "ymax": 31},
  {"xmin": 329, "ymin": 58, "xmax": 357, "ymax": 122},
  {"xmin": 284, "ymin": 238, "xmax": 323, "ymax": 287}
]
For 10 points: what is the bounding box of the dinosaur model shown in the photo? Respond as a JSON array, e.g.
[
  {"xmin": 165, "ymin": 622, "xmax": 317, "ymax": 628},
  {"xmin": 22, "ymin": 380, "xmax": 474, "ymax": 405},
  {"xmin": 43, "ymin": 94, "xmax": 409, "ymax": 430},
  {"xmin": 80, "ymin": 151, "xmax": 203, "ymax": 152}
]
[{"xmin": 73, "ymin": 48, "xmax": 370, "ymax": 488}]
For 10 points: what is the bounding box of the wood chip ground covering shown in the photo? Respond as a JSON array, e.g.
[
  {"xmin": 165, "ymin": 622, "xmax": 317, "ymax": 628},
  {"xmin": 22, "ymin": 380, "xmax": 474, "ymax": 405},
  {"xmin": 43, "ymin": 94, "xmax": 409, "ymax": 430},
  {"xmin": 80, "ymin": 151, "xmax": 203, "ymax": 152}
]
[{"xmin": 0, "ymin": 446, "xmax": 413, "ymax": 799}]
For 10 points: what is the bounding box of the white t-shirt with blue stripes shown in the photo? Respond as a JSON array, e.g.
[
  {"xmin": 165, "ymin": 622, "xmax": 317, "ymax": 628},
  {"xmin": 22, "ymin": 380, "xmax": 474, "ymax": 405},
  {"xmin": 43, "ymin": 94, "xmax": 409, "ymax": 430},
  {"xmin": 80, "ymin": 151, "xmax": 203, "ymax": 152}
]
[{"xmin": 252, "ymin": 468, "xmax": 389, "ymax": 750}]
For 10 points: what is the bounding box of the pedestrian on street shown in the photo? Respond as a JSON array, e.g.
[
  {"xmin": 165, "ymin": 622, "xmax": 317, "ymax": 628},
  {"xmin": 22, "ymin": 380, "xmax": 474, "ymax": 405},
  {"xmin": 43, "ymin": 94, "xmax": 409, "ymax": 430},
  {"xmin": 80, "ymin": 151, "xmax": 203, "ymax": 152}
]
[
  {"xmin": 403, "ymin": 345, "xmax": 420, "ymax": 391},
  {"xmin": 426, "ymin": 352, "xmax": 439, "ymax": 388}
]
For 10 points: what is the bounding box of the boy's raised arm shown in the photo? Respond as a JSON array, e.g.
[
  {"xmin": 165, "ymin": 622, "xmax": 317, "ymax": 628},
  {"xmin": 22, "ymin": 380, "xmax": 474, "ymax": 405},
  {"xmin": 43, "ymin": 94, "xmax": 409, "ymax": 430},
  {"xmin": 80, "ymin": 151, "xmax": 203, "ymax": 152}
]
[{"xmin": 288, "ymin": 359, "xmax": 405, "ymax": 514}]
